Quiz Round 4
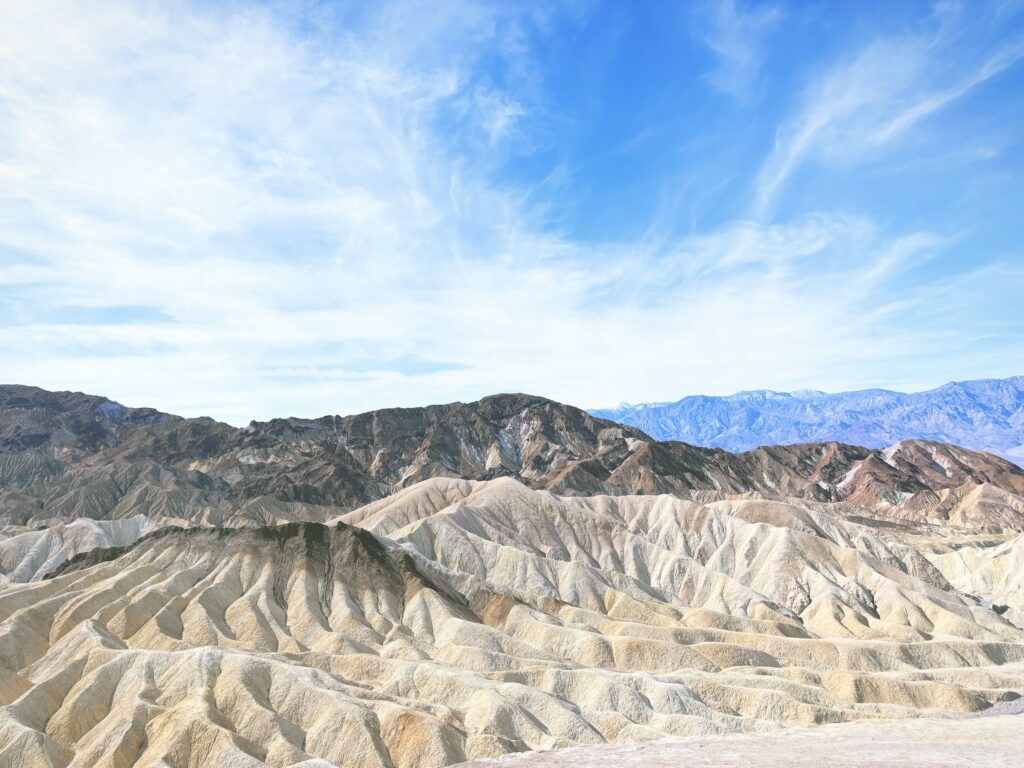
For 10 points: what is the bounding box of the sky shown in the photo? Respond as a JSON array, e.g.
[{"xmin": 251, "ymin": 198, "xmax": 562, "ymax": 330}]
[{"xmin": 1, "ymin": 0, "xmax": 1023, "ymax": 424}]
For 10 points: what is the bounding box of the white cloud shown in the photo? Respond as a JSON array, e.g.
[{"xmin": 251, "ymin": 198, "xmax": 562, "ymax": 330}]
[
  {"xmin": 754, "ymin": 9, "xmax": 1024, "ymax": 215},
  {"xmin": 0, "ymin": 1, "xmax": 1020, "ymax": 423},
  {"xmin": 699, "ymin": 0, "xmax": 782, "ymax": 100}
]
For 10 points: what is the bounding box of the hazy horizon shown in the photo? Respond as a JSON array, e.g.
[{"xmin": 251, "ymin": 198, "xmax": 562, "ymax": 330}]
[{"xmin": 5, "ymin": 373, "xmax": 1023, "ymax": 428}]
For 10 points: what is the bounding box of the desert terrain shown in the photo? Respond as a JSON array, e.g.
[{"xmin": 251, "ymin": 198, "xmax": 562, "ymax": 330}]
[{"xmin": 1, "ymin": 388, "xmax": 1023, "ymax": 766}]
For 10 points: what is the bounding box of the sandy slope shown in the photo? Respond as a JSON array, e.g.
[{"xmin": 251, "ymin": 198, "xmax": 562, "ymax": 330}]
[
  {"xmin": 923, "ymin": 533, "xmax": 1024, "ymax": 625},
  {"xmin": 0, "ymin": 515, "xmax": 158, "ymax": 585},
  {"xmin": 1, "ymin": 479, "xmax": 1022, "ymax": 767},
  {"xmin": 341, "ymin": 478, "xmax": 1014, "ymax": 642}
]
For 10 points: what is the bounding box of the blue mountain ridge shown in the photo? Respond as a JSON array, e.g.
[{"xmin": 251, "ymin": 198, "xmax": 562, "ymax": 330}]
[{"xmin": 590, "ymin": 376, "xmax": 1024, "ymax": 465}]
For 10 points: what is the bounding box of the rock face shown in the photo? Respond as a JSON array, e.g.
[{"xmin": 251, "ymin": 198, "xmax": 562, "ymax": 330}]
[
  {"xmin": 0, "ymin": 385, "xmax": 175, "ymax": 456},
  {"xmin": 2, "ymin": 482, "xmax": 1024, "ymax": 768},
  {"xmin": 2, "ymin": 386, "xmax": 1024, "ymax": 531},
  {"xmin": 923, "ymin": 533, "xmax": 1024, "ymax": 626},
  {"xmin": 0, "ymin": 515, "xmax": 158, "ymax": 585},
  {"xmin": 2, "ymin": 386, "xmax": 1024, "ymax": 767},
  {"xmin": 591, "ymin": 376, "xmax": 1024, "ymax": 462}
]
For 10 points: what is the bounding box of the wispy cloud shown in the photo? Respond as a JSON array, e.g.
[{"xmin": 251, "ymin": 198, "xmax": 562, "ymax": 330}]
[
  {"xmin": 754, "ymin": 5, "xmax": 1024, "ymax": 215},
  {"xmin": 0, "ymin": 1, "xmax": 1020, "ymax": 422},
  {"xmin": 0, "ymin": 0, "xmax": 574, "ymax": 419},
  {"xmin": 698, "ymin": 0, "xmax": 782, "ymax": 101}
]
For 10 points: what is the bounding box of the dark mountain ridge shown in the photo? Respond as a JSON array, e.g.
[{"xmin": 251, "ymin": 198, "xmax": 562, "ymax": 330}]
[
  {"xmin": 2, "ymin": 384, "xmax": 1023, "ymax": 530},
  {"xmin": 0, "ymin": 384, "xmax": 175, "ymax": 455}
]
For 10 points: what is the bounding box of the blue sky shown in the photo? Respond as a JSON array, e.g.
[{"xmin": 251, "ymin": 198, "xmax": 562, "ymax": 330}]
[{"xmin": 1, "ymin": 0, "xmax": 1023, "ymax": 423}]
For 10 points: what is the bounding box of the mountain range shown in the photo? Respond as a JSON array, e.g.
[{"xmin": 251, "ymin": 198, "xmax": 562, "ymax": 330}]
[
  {"xmin": 4, "ymin": 384, "xmax": 1024, "ymax": 767},
  {"xmin": 591, "ymin": 376, "xmax": 1024, "ymax": 463},
  {"xmin": 3, "ymin": 384, "xmax": 1023, "ymax": 533}
]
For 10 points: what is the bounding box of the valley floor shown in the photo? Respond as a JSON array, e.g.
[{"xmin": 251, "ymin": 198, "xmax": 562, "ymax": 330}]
[{"xmin": 454, "ymin": 706, "xmax": 1024, "ymax": 768}]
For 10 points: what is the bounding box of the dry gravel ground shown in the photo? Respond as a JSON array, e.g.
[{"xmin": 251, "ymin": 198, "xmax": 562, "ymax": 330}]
[{"xmin": 453, "ymin": 710, "xmax": 1024, "ymax": 768}]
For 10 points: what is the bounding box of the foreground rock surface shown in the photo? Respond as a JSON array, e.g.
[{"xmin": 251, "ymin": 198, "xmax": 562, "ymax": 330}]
[
  {"xmin": 1, "ymin": 480, "xmax": 1023, "ymax": 767},
  {"xmin": 453, "ymin": 711, "xmax": 1024, "ymax": 767}
]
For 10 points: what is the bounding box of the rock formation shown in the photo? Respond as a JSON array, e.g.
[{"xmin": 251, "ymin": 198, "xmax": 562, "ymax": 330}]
[{"xmin": 1, "ymin": 387, "xmax": 1024, "ymax": 766}]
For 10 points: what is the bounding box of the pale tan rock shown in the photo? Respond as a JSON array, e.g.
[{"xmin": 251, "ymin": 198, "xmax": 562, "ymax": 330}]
[{"xmin": 0, "ymin": 479, "xmax": 1022, "ymax": 767}]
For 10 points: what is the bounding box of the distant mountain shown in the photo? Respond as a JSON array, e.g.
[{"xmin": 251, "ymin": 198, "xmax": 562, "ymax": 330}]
[
  {"xmin": 5, "ymin": 384, "xmax": 1024, "ymax": 767},
  {"xmin": 2, "ymin": 385, "xmax": 1024, "ymax": 533},
  {"xmin": 591, "ymin": 377, "xmax": 1024, "ymax": 463},
  {"xmin": 0, "ymin": 384, "xmax": 173, "ymax": 454}
]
